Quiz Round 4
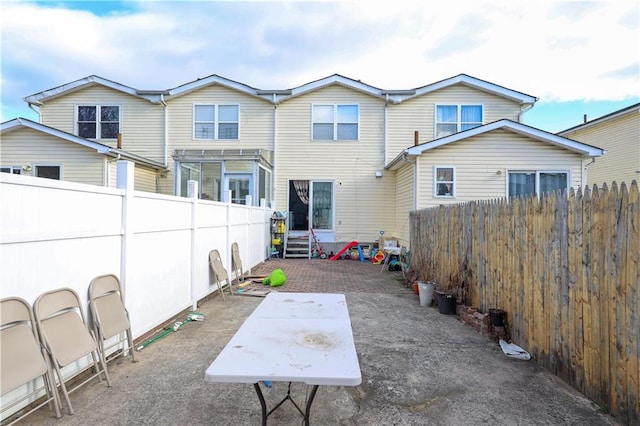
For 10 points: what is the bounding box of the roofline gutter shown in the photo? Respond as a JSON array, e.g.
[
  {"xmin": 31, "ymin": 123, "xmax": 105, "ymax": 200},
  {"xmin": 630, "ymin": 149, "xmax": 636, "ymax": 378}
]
[
  {"xmin": 108, "ymin": 149, "xmax": 167, "ymax": 171},
  {"xmin": 385, "ymin": 150, "xmax": 414, "ymax": 171}
]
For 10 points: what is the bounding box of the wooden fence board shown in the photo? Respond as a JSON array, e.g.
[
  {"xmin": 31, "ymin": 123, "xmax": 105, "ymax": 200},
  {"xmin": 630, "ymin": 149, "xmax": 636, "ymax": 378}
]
[
  {"xmin": 625, "ymin": 182, "xmax": 639, "ymax": 425},
  {"xmin": 409, "ymin": 180, "xmax": 639, "ymax": 423},
  {"xmin": 556, "ymin": 191, "xmax": 570, "ymax": 381},
  {"xmin": 607, "ymin": 183, "xmax": 620, "ymax": 415},
  {"xmin": 568, "ymin": 187, "xmax": 585, "ymax": 393}
]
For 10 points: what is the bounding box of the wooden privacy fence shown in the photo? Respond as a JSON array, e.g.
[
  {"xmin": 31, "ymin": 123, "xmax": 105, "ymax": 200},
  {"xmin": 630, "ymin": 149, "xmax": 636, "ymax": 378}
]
[{"xmin": 410, "ymin": 181, "xmax": 639, "ymax": 425}]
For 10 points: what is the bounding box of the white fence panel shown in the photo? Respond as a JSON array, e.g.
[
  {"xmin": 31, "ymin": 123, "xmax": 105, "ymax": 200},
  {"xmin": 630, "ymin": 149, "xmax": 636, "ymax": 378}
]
[{"xmin": 0, "ymin": 163, "xmax": 271, "ymax": 420}]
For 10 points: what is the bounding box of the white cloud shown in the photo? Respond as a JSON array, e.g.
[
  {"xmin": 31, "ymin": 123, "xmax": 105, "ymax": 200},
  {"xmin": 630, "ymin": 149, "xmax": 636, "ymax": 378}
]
[{"xmin": 1, "ymin": 0, "xmax": 638, "ymax": 123}]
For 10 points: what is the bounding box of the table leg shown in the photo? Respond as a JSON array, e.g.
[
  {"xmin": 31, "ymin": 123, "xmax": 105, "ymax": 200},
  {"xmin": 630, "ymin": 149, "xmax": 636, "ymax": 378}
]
[
  {"xmin": 303, "ymin": 385, "xmax": 320, "ymax": 426},
  {"xmin": 251, "ymin": 382, "xmax": 321, "ymax": 425},
  {"xmin": 253, "ymin": 383, "xmax": 268, "ymax": 426}
]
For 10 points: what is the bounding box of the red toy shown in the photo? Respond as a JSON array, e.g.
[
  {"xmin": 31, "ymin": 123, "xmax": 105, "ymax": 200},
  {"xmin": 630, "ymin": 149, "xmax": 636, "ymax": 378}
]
[{"xmin": 329, "ymin": 241, "xmax": 359, "ymax": 261}]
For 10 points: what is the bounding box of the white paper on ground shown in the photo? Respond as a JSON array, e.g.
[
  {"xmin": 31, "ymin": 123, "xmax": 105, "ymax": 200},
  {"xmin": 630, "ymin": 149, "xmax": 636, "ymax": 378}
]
[{"xmin": 499, "ymin": 339, "xmax": 531, "ymax": 360}]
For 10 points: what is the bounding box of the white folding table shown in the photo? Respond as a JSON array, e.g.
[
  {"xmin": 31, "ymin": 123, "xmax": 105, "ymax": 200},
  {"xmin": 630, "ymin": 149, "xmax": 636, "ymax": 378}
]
[{"xmin": 205, "ymin": 293, "xmax": 361, "ymax": 425}]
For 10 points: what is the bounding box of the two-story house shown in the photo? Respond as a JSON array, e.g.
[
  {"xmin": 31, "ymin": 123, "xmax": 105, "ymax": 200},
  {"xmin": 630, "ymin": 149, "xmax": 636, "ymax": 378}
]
[
  {"xmin": 558, "ymin": 102, "xmax": 639, "ymax": 188},
  {"xmin": 1, "ymin": 73, "xmax": 604, "ymax": 253}
]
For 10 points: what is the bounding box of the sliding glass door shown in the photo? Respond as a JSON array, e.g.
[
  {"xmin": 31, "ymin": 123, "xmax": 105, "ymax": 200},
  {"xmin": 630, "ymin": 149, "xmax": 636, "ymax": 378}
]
[
  {"xmin": 310, "ymin": 181, "xmax": 333, "ymax": 230},
  {"xmin": 289, "ymin": 180, "xmax": 334, "ymax": 231}
]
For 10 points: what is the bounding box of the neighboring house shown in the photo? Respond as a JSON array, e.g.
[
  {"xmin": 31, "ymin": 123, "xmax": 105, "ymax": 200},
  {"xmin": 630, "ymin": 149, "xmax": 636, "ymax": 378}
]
[
  {"xmin": 558, "ymin": 103, "xmax": 640, "ymax": 188},
  {"xmin": 11, "ymin": 73, "xmax": 604, "ymax": 251},
  {"xmin": 0, "ymin": 118, "xmax": 167, "ymax": 191}
]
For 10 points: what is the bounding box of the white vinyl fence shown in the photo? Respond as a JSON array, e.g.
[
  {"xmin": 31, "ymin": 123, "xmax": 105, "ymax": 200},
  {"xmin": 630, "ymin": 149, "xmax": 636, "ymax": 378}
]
[{"xmin": 0, "ymin": 161, "xmax": 271, "ymax": 419}]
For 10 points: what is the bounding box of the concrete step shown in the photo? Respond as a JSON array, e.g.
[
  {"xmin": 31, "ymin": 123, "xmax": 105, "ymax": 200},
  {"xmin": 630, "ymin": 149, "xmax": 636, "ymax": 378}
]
[{"xmin": 285, "ymin": 253, "xmax": 309, "ymax": 258}]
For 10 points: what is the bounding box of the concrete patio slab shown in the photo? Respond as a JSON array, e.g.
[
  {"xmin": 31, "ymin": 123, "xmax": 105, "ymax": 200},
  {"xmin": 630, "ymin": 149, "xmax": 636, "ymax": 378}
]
[{"xmin": 15, "ymin": 259, "xmax": 615, "ymax": 425}]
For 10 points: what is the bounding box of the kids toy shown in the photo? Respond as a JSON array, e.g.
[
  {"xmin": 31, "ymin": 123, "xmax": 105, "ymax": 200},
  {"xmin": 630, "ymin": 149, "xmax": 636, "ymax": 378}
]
[{"xmin": 262, "ymin": 268, "xmax": 287, "ymax": 287}]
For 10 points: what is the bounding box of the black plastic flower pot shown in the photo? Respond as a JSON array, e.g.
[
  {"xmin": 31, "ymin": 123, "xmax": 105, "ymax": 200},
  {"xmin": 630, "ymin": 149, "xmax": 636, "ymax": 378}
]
[
  {"xmin": 489, "ymin": 309, "xmax": 506, "ymax": 327},
  {"xmin": 437, "ymin": 293, "xmax": 456, "ymax": 315}
]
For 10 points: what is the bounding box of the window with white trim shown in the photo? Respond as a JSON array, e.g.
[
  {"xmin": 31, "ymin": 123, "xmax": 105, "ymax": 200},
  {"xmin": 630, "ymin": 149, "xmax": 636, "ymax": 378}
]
[
  {"xmin": 435, "ymin": 105, "xmax": 482, "ymax": 138},
  {"xmin": 194, "ymin": 104, "xmax": 239, "ymax": 140},
  {"xmin": 508, "ymin": 171, "xmax": 568, "ymax": 197},
  {"xmin": 312, "ymin": 104, "xmax": 358, "ymax": 140},
  {"xmin": 0, "ymin": 166, "xmax": 22, "ymax": 174},
  {"xmin": 435, "ymin": 166, "xmax": 455, "ymax": 197},
  {"xmin": 34, "ymin": 165, "xmax": 61, "ymax": 180},
  {"xmin": 77, "ymin": 105, "xmax": 120, "ymax": 139}
]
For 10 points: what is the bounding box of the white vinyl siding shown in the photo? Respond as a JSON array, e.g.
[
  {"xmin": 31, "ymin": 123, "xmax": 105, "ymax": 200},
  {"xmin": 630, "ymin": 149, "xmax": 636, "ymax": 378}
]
[
  {"xmin": 40, "ymin": 86, "xmax": 165, "ymax": 163},
  {"xmin": 165, "ymin": 85, "xmax": 274, "ymax": 195},
  {"xmin": 0, "ymin": 128, "xmax": 106, "ymax": 185},
  {"xmin": 386, "ymin": 85, "xmax": 523, "ymax": 163},
  {"xmin": 414, "ymin": 129, "xmax": 585, "ymax": 209},
  {"xmin": 393, "ymin": 165, "xmax": 414, "ymax": 246},
  {"xmin": 133, "ymin": 166, "xmax": 159, "ymax": 193},
  {"xmin": 561, "ymin": 110, "xmax": 640, "ymax": 188},
  {"xmin": 0, "ymin": 127, "xmax": 159, "ymax": 191},
  {"xmin": 276, "ymin": 85, "xmax": 393, "ymax": 243},
  {"xmin": 167, "ymin": 85, "xmax": 273, "ymax": 151}
]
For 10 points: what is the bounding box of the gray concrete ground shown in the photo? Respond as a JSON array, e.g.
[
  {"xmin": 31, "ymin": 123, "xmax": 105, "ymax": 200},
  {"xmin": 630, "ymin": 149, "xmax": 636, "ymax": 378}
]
[{"xmin": 16, "ymin": 259, "xmax": 615, "ymax": 425}]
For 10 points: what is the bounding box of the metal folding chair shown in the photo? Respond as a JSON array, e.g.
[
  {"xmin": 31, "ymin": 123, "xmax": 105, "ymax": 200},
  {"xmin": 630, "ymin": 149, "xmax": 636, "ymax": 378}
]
[
  {"xmin": 88, "ymin": 274, "xmax": 137, "ymax": 365},
  {"xmin": 231, "ymin": 242, "xmax": 245, "ymax": 283},
  {"xmin": 209, "ymin": 249, "xmax": 233, "ymax": 300},
  {"xmin": 1, "ymin": 297, "xmax": 62, "ymax": 424},
  {"xmin": 33, "ymin": 287, "xmax": 110, "ymax": 415}
]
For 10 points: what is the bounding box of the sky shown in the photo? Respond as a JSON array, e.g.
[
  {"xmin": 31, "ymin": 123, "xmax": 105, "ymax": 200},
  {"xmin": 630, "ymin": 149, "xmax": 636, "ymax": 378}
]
[{"xmin": 1, "ymin": 0, "xmax": 638, "ymax": 133}]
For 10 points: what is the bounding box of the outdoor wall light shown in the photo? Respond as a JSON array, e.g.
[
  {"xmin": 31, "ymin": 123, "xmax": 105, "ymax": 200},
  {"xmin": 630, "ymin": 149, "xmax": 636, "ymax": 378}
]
[
  {"xmin": 496, "ymin": 170, "xmax": 503, "ymax": 176},
  {"xmin": 375, "ymin": 171, "xmax": 383, "ymax": 178}
]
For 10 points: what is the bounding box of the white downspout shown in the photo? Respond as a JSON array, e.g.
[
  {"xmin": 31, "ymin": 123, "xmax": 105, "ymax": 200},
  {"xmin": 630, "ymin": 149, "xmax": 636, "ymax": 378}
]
[
  {"xmin": 384, "ymin": 94, "xmax": 389, "ymax": 166},
  {"xmin": 272, "ymin": 93, "xmax": 278, "ymax": 209},
  {"xmin": 582, "ymin": 156, "xmax": 598, "ymax": 189},
  {"xmin": 103, "ymin": 157, "xmax": 109, "ymax": 187},
  {"xmin": 518, "ymin": 103, "xmax": 534, "ymax": 122},
  {"xmin": 28, "ymin": 103, "xmax": 41, "ymax": 122},
  {"xmin": 160, "ymin": 94, "xmax": 168, "ymax": 166}
]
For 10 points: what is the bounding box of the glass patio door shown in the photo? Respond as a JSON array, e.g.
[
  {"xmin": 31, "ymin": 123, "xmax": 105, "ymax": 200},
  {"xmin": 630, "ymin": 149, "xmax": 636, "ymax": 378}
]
[
  {"xmin": 225, "ymin": 174, "xmax": 252, "ymax": 204},
  {"xmin": 310, "ymin": 181, "xmax": 333, "ymax": 230}
]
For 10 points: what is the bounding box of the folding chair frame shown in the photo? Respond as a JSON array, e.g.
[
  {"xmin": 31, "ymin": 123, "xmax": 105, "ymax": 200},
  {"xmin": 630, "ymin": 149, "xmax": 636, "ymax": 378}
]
[
  {"xmin": 231, "ymin": 242, "xmax": 245, "ymax": 283},
  {"xmin": 1, "ymin": 297, "xmax": 62, "ymax": 424},
  {"xmin": 88, "ymin": 274, "xmax": 137, "ymax": 365},
  {"xmin": 33, "ymin": 287, "xmax": 111, "ymax": 415},
  {"xmin": 209, "ymin": 249, "xmax": 233, "ymax": 300}
]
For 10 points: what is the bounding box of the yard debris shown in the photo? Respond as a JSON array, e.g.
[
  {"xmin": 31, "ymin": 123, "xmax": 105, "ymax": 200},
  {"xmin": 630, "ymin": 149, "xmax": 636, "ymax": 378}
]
[
  {"xmin": 136, "ymin": 311, "xmax": 204, "ymax": 351},
  {"xmin": 499, "ymin": 339, "xmax": 531, "ymax": 360}
]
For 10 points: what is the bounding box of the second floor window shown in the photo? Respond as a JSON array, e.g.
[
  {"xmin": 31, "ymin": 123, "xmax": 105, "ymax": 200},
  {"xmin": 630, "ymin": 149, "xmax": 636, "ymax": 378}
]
[
  {"xmin": 77, "ymin": 105, "xmax": 120, "ymax": 139},
  {"xmin": 435, "ymin": 105, "xmax": 482, "ymax": 138},
  {"xmin": 312, "ymin": 104, "xmax": 358, "ymax": 140},
  {"xmin": 194, "ymin": 105, "xmax": 239, "ymax": 140}
]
